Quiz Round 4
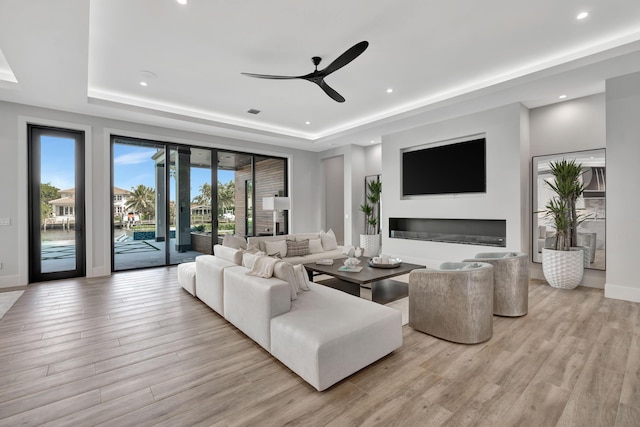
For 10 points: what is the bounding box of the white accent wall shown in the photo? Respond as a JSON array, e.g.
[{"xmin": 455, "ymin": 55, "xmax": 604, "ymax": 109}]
[
  {"xmin": 381, "ymin": 103, "xmax": 529, "ymax": 267},
  {"xmin": 605, "ymin": 71, "xmax": 640, "ymax": 302}
]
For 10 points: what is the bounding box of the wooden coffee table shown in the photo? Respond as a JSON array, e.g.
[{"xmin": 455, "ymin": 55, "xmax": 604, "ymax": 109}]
[{"xmin": 303, "ymin": 257, "xmax": 425, "ymax": 304}]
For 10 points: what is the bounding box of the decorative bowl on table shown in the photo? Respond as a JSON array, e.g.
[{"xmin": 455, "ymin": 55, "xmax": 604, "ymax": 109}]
[{"xmin": 369, "ymin": 256, "xmax": 403, "ymax": 268}]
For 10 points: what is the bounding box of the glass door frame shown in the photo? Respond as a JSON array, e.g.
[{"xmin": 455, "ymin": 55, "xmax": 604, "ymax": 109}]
[{"xmin": 27, "ymin": 124, "xmax": 86, "ymax": 282}]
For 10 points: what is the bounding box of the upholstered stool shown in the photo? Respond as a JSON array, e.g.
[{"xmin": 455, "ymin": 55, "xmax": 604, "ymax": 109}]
[
  {"xmin": 464, "ymin": 252, "xmax": 528, "ymax": 317},
  {"xmin": 178, "ymin": 261, "xmax": 197, "ymax": 296},
  {"xmin": 409, "ymin": 262, "xmax": 494, "ymax": 344}
]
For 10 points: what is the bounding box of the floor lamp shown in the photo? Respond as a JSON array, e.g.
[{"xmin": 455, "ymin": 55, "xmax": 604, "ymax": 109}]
[{"xmin": 263, "ymin": 196, "xmax": 290, "ymax": 236}]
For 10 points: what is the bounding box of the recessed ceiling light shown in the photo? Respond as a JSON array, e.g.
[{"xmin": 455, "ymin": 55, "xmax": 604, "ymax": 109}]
[
  {"xmin": 305, "ymin": 121, "xmax": 311, "ymax": 125},
  {"xmin": 139, "ymin": 81, "xmax": 148, "ymax": 87},
  {"xmin": 386, "ymin": 88, "xmax": 393, "ymax": 93},
  {"xmin": 177, "ymin": 0, "xmax": 187, "ymax": 5},
  {"xmin": 370, "ymin": 140, "xmax": 375, "ymax": 144},
  {"xmin": 559, "ymin": 94, "xmax": 567, "ymax": 99},
  {"xmin": 576, "ymin": 11, "xmax": 589, "ymax": 20}
]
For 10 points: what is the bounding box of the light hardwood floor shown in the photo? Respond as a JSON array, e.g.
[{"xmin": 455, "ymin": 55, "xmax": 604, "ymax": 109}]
[{"xmin": 0, "ymin": 268, "xmax": 639, "ymax": 426}]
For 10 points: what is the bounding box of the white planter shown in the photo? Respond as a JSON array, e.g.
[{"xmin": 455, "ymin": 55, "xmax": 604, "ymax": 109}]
[
  {"xmin": 542, "ymin": 248, "xmax": 584, "ymax": 289},
  {"xmin": 360, "ymin": 234, "xmax": 380, "ymax": 257}
]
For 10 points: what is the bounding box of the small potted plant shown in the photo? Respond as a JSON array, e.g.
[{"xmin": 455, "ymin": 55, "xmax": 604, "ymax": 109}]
[
  {"xmin": 541, "ymin": 159, "xmax": 587, "ymax": 289},
  {"xmin": 359, "ymin": 177, "xmax": 382, "ymax": 257}
]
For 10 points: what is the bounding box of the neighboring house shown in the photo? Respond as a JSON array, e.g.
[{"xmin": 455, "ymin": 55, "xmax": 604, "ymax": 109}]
[
  {"xmin": 47, "ymin": 188, "xmax": 76, "ymax": 217},
  {"xmin": 113, "ymin": 186, "xmax": 133, "ymax": 217},
  {"xmin": 48, "ymin": 186, "xmax": 132, "ymax": 219},
  {"xmin": 190, "ymin": 204, "xmax": 211, "ymax": 218}
]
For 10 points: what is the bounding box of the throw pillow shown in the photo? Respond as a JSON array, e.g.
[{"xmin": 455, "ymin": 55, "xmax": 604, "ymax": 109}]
[
  {"xmin": 246, "ymin": 255, "xmax": 279, "ymax": 278},
  {"xmin": 243, "ymin": 252, "xmax": 265, "ymax": 269},
  {"xmin": 222, "ymin": 234, "xmax": 247, "ymax": 250},
  {"xmin": 320, "ymin": 229, "xmax": 338, "ymax": 251},
  {"xmin": 308, "ymin": 238, "xmax": 324, "ymax": 254},
  {"xmin": 213, "ymin": 244, "xmax": 242, "ymax": 265},
  {"xmin": 256, "ymin": 236, "xmax": 287, "ymax": 253},
  {"xmin": 265, "ymin": 239, "xmax": 287, "ymax": 258},
  {"xmin": 295, "ymin": 233, "xmax": 320, "ymax": 242},
  {"xmin": 273, "ymin": 261, "xmax": 299, "ymax": 300},
  {"xmin": 286, "ymin": 239, "xmax": 310, "ymax": 257},
  {"xmin": 243, "ymin": 243, "xmax": 261, "ymax": 254},
  {"xmin": 293, "ymin": 264, "xmax": 311, "ymax": 291}
]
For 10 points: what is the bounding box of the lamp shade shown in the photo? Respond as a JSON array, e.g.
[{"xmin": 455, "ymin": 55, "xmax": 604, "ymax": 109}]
[{"xmin": 263, "ymin": 196, "xmax": 290, "ymax": 211}]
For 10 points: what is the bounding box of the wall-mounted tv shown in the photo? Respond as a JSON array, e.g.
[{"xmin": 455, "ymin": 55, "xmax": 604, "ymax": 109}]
[{"xmin": 402, "ymin": 137, "xmax": 486, "ymax": 196}]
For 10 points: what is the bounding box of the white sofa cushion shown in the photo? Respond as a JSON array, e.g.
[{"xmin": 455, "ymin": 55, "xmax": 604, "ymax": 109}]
[
  {"xmin": 308, "ymin": 238, "xmax": 324, "ymax": 254},
  {"xmin": 213, "ymin": 244, "xmax": 243, "ymax": 265},
  {"xmin": 273, "ymin": 261, "xmax": 300, "ymax": 300},
  {"xmin": 295, "ymin": 233, "xmax": 320, "ymax": 241},
  {"xmin": 293, "ymin": 264, "xmax": 311, "ymax": 291},
  {"xmin": 250, "ymin": 235, "xmax": 288, "ymax": 253},
  {"xmin": 223, "ymin": 266, "xmax": 291, "ymax": 351},
  {"xmin": 195, "ymin": 255, "xmax": 236, "ymax": 316},
  {"xmin": 178, "ymin": 262, "xmax": 197, "ymax": 296},
  {"xmin": 265, "ymin": 239, "xmax": 288, "ymax": 258},
  {"xmin": 270, "ymin": 283, "xmax": 402, "ymax": 391},
  {"xmin": 222, "ymin": 234, "xmax": 247, "ymax": 250},
  {"xmin": 320, "ymin": 229, "xmax": 338, "ymax": 251}
]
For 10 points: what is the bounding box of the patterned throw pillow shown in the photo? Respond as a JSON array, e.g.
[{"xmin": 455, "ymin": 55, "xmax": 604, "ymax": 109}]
[{"xmin": 286, "ymin": 239, "xmax": 310, "ymax": 257}]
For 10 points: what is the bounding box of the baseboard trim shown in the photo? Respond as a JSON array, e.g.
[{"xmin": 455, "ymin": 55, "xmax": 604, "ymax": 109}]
[
  {"xmin": 605, "ymin": 283, "xmax": 640, "ymax": 303},
  {"xmin": 0, "ymin": 275, "xmax": 24, "ymax": 288}
]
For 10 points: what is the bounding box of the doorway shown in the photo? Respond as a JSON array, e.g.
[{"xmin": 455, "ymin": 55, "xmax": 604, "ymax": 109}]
[{"xmin": 28, "ymin": 125, "xmax": 86, "ymax": 282}]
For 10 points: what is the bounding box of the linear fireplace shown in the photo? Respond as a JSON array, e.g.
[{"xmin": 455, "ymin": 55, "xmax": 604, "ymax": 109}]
[{"xmin": 389, "ymin": 218, "xmax": 506, "ymax": 247}]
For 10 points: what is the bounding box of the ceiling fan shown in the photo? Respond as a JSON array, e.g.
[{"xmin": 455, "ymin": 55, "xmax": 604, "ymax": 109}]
[{"xmin": 241, "ymin": 41, "xmax": 369, "ymax": 103}]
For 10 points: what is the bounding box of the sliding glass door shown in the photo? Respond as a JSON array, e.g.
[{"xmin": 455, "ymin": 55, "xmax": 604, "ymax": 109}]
[
  {"xmin": 112, "ymin": 137, "xmax": 288, "ymax": 271},
  {"xmin": 28, "ymin": 125, "xmax": 86, "ymax": 282}
]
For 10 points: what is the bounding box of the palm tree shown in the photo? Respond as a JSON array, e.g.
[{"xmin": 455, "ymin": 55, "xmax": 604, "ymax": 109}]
[
  {"xmin": 192, "ymin": 182, "xmax": 212, "ymax": 206},
  {"xmin": 218, "ymin": 181, "xmax": 235, "ymax": 217},
  {"xmin": 125, "ymin": 184, "xmax": 155, "ymax": 220}
]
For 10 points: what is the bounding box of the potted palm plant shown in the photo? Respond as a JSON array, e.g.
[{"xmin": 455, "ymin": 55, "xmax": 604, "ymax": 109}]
[
  {"xmin": 359, "ymin": 177, "xmax": 382, "ymax": 257},
  {"xmin": 541, "ymin": 159, "xmax": 587, "ymax": 289}
]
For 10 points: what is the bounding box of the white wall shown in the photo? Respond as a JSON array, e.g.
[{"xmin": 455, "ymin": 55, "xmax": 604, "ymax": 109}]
[
  {"xmin": 528, "ymin": 93, "xmax": 606, "ymax": 288},
  {"xmin": 381, "ymin": 103, "xmax": 528, "ymax": 267},
  {"xmin": 365, "ymin": 144, "xmax": 382, "ymax": 176},
  {"xmin": 0, "ymin": 101, "xmax": 321, "ymax": 287},
  {"xmin": 318, "ymin": 144, "xmax": 367, "ymax": 247},
  {"xmin": 605, "ymin": 72, "xmax": 640, "ymax": 302}
]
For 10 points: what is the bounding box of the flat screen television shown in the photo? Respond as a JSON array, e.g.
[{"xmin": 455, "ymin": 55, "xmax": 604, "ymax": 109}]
[{"xmin": 402, "ymin": 137, "xmax": 486, "ymax": 196}]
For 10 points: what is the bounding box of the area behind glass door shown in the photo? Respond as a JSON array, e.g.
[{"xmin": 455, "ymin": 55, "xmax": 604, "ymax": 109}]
[{"xmin": 28, "ymin": 125, "xmax": 85, "ymax": 282}]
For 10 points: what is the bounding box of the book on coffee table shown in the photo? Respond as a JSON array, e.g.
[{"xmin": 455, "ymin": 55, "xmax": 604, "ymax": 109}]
[
  {"xmin": 316, "ymin": 259, "xmax": 334, "ymax": 265},
  {"xmin": 338, "ymin": 266, "xmax": 363, "ymax": 273}
]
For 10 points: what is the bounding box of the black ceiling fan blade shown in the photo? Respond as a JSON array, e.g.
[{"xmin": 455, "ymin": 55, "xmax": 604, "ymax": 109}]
[
  {"xmin": 241, "ymin": 72, "xmax": 301, "ymax": 80},
  {"xmin": 318, "ymin": 41, "xmax": 369, "ymax": 77},
  {"xmin": 318, "ymin": 80, "xmax": 345, "ymax": 103}
]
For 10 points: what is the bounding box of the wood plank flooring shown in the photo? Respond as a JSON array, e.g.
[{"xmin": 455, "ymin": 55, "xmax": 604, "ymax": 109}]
[{"xmin": 0, "ymin": 268, "xmax": 639, "ymax": 426}]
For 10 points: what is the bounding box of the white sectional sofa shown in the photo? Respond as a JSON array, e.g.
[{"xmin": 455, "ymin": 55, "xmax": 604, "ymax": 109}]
[{"xmin": 188, "ymin": 242, "xmax": 403, "ymax": 391}]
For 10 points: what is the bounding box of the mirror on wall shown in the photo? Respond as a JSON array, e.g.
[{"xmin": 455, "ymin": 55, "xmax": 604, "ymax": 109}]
[{"xmin": 532, "ymin": 148, "xmax": 606, "ymax": 270}]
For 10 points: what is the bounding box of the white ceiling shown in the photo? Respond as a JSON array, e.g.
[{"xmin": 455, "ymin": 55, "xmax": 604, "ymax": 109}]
[{"xmin": 1, "ymin": 0, "xmax": 639, "ymax": 151}]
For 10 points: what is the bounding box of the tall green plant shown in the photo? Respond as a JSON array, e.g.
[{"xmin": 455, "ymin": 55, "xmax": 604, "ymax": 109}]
[
  {"xmin": 359, "ymin": 177, "xmax": 381, "ymax": 235},
  {"xmin": 543, "ymin": 159, "xmax": 586, "ymax": 251}
]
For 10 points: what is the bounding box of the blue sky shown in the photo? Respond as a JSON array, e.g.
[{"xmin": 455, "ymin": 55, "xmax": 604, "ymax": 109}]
[{"xmin": 41, "ymin": 137, "xmax": 234, "ymax": 200}]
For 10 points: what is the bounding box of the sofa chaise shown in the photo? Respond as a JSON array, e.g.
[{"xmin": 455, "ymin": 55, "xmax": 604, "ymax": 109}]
[{"xmin": 183, "ymin": 239, "xmax": 402, "ymax": 391}]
